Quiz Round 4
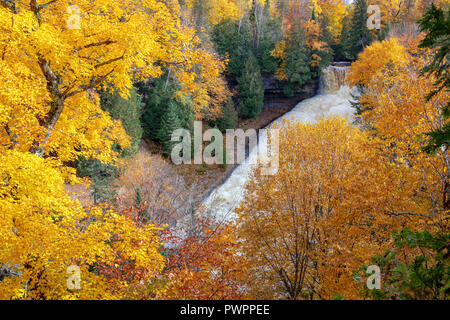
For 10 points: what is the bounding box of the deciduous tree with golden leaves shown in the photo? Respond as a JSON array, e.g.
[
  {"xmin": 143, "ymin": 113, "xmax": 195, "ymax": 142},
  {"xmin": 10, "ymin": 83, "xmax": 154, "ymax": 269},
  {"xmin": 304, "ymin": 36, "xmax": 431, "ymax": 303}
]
[{"xmin": 236, "ymin": 118, "xmax": 430, "ymax": 299}]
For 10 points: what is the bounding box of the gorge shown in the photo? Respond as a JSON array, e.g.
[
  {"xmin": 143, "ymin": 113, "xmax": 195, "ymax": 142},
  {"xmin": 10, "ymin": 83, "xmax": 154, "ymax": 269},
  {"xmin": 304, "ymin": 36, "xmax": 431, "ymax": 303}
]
[{"xmin": 202, "ymin": 64, "xmax": 356, "ymax": 221}]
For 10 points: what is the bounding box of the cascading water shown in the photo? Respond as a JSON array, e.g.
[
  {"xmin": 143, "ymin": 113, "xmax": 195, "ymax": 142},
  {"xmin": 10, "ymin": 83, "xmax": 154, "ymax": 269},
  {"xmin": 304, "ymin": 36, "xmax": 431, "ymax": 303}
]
[
  {"xmin": 319, "ymin": 63, "xmax": 349, "ymax": 94},
  {"xmin": 202, "ymin": 64, "xmax": 357, "ymax": 221}
]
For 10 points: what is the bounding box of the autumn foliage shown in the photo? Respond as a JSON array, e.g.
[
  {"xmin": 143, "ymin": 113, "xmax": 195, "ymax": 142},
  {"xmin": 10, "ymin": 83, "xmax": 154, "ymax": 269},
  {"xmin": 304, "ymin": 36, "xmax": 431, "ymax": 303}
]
[
  {"xmin": 0, "ymin": 0, "xmax": 449, "ymax": 301},
  {"xmin": 0, "ymin": 0, "xmax": 229, "ymax": 299},
  {"xmin": 236, "ymin": 118, "xmax": 432, "ymax": 299}
]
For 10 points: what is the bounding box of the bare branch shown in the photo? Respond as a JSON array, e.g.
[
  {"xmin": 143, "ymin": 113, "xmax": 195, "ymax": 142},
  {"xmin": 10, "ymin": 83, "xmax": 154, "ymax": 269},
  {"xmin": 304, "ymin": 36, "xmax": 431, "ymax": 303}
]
[
  {"xmin": 0, "ymin": 0, "xmax": 18, "ymax": 13},
  {"xmin": 385, "ymin": 211, "xmax": 431, "ymax": 218}
]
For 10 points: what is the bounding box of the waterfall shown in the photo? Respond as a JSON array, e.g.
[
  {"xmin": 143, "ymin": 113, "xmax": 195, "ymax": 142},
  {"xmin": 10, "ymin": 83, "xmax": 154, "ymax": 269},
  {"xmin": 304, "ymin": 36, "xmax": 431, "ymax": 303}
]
[
  {"xmin": 200, "ymin": 63, "xmax": 356, "ymax": 222},
  {"xmin": 320, "ymin": 64, "xmax": 350, "ymax": 94}
]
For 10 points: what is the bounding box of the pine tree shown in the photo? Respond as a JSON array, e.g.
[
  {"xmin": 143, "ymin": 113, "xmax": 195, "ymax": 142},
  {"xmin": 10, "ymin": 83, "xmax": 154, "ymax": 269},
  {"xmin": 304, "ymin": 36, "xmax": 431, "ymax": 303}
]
[
  {"xmin": 257, "ymin": 2, "xmax": 283, "ymax": 74},
  {"xmin": 100, "ymin": 88, "xmax": 143, "ymax": 157},
  {"xmin": 238, "ymin": 53, "xmax": 264, "ymax": 118},
  {"xmin": 419, "ymin": 4, "xmax": 450, "ymax": 154},
  {"xmin": 158, "ymin": 101, "xmax": 183, "ymax": 155},
  {"xmin": 216, "ymin": 98, "xmax": 239, "ymax": 132},
  {"xmin": 135, "ymin": 186, "xmax": 148, "ymax": 224},
  {"xmin": 344, "ymin": 0, "xmax": 374, "ymax": 60},
  {"xmin": 212, "ymin": 18, "xmax": 252, "ymax": 77},
  {"xmin": 138, "ymin": 77, "xmax": 178, "ymax": 141},
  {"xmin": 77, "ymin": 157, "xmax": 118, "ymax": 204},
  {"xmin": 283, "ymin": 24, "xmax": 312, "ymax": 97},
  {"xmin": 220, "ymin": 139, "xmax": 228, "ymax": 169}
]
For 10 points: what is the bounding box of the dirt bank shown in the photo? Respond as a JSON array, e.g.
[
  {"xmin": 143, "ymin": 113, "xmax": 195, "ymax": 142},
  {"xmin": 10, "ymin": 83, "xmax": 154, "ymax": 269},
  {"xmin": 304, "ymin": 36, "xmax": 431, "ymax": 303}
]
[{"xmin": 172, "ymin": 94, "xmax": 316, "ymax": 207}]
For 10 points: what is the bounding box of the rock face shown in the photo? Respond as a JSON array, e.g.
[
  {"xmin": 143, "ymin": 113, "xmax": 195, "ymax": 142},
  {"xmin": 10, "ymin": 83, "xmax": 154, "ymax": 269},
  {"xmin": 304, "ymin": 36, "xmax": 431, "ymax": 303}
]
[
  {"xmin": 262, "ymin": 75, "xmax": 320, "ymax": 106},
  {"xmin": 263, "ymin": 74, "xmax": 320, "ymax": 97},
  {"xmin": 227, "ymin": 74, "xmax": 320, "ymax": 104}
]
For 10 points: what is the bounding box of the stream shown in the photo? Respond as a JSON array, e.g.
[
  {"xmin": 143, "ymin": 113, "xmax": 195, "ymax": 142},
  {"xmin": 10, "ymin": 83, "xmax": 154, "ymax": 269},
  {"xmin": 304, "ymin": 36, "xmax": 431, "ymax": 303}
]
[{"xmin": 202, "ymin": 64, "xmax": 357, "ymax": 221}]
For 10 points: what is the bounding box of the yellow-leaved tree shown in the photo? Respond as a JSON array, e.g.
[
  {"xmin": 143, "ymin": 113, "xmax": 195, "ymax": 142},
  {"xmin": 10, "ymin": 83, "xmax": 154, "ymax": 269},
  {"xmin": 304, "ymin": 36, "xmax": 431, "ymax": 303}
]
[
  {"xmin": 236, "ymin": 118, "xmax": 430, "ymax": 299},
  {"xmin": 348, "ymin": 36, "xmax": 450, "ymax": 222},
  {"xmin": 0, "ymin": 0, "xmax": 226, "ymax": 299}
]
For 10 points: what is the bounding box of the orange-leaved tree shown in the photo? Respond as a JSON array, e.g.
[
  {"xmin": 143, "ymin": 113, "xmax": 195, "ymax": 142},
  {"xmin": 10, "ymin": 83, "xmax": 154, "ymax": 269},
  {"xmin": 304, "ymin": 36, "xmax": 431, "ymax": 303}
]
[
  {"xmin": 348, "ymin": 36, "xmax": 450, "ymax": 220},
  {"xmin": 236, "ymin": 118, "xmax": 429, "ymax": 299}
]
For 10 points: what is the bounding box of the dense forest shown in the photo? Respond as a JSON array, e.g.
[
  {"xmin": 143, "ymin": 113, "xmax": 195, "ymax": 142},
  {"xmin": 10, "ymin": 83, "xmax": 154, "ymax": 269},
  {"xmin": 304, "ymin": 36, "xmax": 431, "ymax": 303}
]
[{"xmin": 0, "ymin": 0, "xmax": 449, "ymax": 300}]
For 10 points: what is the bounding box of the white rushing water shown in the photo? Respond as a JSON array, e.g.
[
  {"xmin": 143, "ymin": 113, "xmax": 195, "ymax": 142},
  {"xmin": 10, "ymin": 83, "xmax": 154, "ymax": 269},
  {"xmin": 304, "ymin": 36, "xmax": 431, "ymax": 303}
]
[{"xmin": 202, "ymin": 65, "xmax": 357, "ymax": 221}]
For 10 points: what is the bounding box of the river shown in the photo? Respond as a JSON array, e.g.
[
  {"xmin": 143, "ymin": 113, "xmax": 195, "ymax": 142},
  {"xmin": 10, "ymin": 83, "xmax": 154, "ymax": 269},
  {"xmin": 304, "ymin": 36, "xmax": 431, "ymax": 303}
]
[{"xmin": 202, "ymin": 64, "xmax": 357, "ymax": 222}]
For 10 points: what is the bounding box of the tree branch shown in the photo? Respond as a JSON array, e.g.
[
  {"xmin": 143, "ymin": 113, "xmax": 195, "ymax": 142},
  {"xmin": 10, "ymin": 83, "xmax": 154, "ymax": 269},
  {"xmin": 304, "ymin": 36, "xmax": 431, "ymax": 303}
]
[
  {"xmin": 0, "ymin": 0, "xmax": 17, "ymax": 13},
  {"xmin": 78, "ymin": 40, "xmax": 117, "ymax": 51},
  {"xmin": 385, "ymin": 211, "xmax": 431, "ymax": 218}
]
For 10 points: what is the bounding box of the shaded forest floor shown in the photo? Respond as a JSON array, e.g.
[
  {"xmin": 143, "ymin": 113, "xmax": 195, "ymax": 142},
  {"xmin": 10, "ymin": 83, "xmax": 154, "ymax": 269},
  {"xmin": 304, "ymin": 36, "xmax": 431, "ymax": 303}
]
[
  {"xmin": 146, "ymin": 95, "xmax": 310, "ymax": 207},
  {"xmin": 67, "ymin": 95, "xmax": 311, "ymax": 209}
]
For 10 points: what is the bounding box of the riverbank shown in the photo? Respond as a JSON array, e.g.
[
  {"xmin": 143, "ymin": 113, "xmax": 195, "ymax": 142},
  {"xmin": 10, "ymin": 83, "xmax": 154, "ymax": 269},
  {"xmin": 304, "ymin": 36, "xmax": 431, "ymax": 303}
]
[
  {"xmin": 172, "ymin": 91, "xmax": 319, "ymax": 207},
  {"xmin": 69, "ymin": 83, "xmax": 320, "ymax": 209}
]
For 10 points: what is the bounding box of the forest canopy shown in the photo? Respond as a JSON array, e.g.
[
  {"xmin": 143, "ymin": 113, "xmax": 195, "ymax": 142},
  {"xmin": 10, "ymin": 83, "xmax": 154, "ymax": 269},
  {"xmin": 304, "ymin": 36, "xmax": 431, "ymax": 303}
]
[{"xmin": 0, "ymin": 0, "xmax": 448, "ymax": 301}]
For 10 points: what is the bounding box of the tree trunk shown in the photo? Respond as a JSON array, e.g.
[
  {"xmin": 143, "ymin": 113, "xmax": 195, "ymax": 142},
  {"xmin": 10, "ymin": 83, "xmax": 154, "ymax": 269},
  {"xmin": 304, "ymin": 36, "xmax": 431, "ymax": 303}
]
[{"xmin": 29, "ymin": 59, "xmax": 65, "ymax": 157}]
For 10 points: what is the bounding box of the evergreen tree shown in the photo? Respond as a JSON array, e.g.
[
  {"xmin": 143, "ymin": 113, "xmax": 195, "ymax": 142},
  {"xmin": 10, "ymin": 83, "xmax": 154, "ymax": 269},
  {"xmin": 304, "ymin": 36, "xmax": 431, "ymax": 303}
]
[
  {"xmin": 335, "ymin": 14, "xmax": 352, "ymax": 61},
  {"xmin": 283, "ymin": 24, "xmax": 312, "ymax": 97},
  {"xmin": 137, "ymin": 77, "xmax": 178, "ymax": 141},
  {"xmin": 256, "ymin": 1, "xmax": 283, "ymax": 74},
  {"xmin": 311, "ymin": 17, "xmax": 334, "ymax": 79},
  {"xmin": 135, "ymin": 186, "xmax": 149, "ymax": 223},
  {"xmin": 76, "ymin": 86, "xmax": 143, "ymax": 204},
  {"xmin": 158, "ymin": 101, "xmax": 183, "ymax": 155},
  {"xmin": 216, "ymin": 98, "xmax": 239, "ymax": 132},
  {"xmin": 99, "ymin": 88, "xmax": 143, "ymax": 157},
  {"xmin": 377, "ymin": 21, "xmax": 391, "ymax": 41},
  {"xmin": 212, "ymin": 18, "xmax": 252, "ymax": 77},
  {"xmin": 238, "ymin": 53, "xmax": 264, "ymax": 118},
  {"xmin": 77, "ymin": 157, "xmax": 118, "ymax": 204},
  {"xmin": 356, "ymin": 229, "xmax": 450, "ymax": 300},
  {"xmin": 419, "ymin": 4, "xmax": 450, "ymax": 154},
  {"xmin": 344, "ymin": 0, "xmax": 374, "ymax": 60},
  {"xmin": 220, "ymin": 139, "xmax": 228, "ymax": 170},
  {"xmin": 138, "ymin": 74, "xmax": 195, "ymax": 155}
]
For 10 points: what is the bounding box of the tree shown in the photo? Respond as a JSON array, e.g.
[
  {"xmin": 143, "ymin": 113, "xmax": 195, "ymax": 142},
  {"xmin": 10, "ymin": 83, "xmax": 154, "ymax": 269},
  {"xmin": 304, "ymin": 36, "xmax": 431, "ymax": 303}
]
[
  {"xmin": 348, "ymin": 37, "xmax": 450, "ymax": 213},
  {"xmin": 188, "ymin": 0, "xmax": 240, "ymax": 26},
  {"xmin": 0, "ymin": 0, "xmax": 227, "ymax": 299},
  {"xmin": 115, "ymin": 152, "xmax": 190, "ymax": 226},
  {"xmin": 138, "ymin": 77, "xmax": 178, "ymax": 141},
  {"xmin": 304, "ymin": 18, "xmax": 332, "ymax": 76},
  {"xmin": 418, "ymin": 4, "xmax": 450, "ymax": 154},
  {"xmin": 138, "ymin": 76, "xmax": 195, "ymax": 153},
  {"xmin": 77, "ymin": 157, "xmax": 118, "ymax": 204},
  {"xmin": 355, "ymin": 229, "xmax": 450, "ymax": 300},
  {"xmin": 155, "ymin": 219, "xmax": 248, "ymax": 300},
  {"xmin": 335, "ymin": 13, "xmax": 352, "ymax": 61},
  {"xmin": 343, "ymin": 0, "xmax": 374, "ymax": 60},
  {"xmin": 158, "ymin": 101, "xmax": 184, "ymax": 155},
  {"xmin": 212, "ymin": 18, "xmax": 252, "ymax": 77},
  {"xmin": 272, "ymin": 23, "xmax": 312, "ymax": 97},
  {"xmin": 236, "ymin": 118, "xmax": 425, "ymax": 299},
  {"xmin": 313, "ymin": 0, "xmax": 347, "ymax": 42},
  {"xmin": 255, "ymin": 1, "xmax": 283, "ymax": 73},
  {"xmin": 238, "ymin": 53, "xmax": 264, "ymax": 118},
  {"xmin": 100, "ymin": 88, "xmax": 143, "ymax": 157},
  {"xmin": 216, "ymin": 98, "xmax": 239, "ymax": 132},
  {"xmin": 0, "ymin": 150, "xmax": 165, "ymax": 299},
  {"xmin": 77, "ymin": 87, "xmax": 144, "ymax": 204}
]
